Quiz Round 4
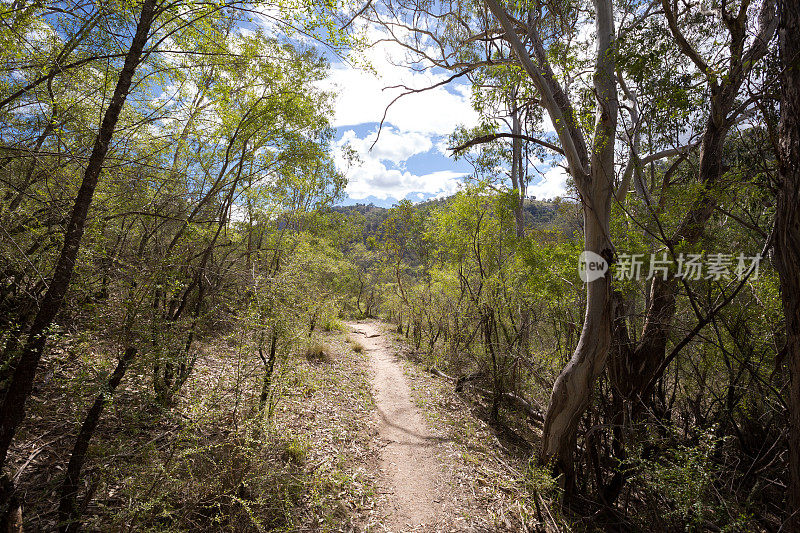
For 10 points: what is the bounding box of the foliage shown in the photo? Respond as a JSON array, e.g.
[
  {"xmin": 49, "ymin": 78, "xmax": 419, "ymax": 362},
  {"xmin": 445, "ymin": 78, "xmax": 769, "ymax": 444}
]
[{"xmin": 0, "ymin": 0, "xmax": 792, "ymax": 530}]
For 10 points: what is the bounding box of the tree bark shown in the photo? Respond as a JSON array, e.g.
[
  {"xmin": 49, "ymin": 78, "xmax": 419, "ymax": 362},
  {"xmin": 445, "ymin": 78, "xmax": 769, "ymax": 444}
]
[
  {"xmin": 538, "ymin": 0, "xmax": 617, "ymax": 495},
  {"xmin": 57, "ymin": 347, "xmax": 137, "ymax": 533},
  {"xmin": 0, "ymin": 0, "xmax": 159, "ymax": 469},
  {"xmin": 775, "ymin": 0, "xmax": 800, "ymax": 528},
  {"xmin": 541, "ymin": 204, "xmax": 613, "ymax": 494}
]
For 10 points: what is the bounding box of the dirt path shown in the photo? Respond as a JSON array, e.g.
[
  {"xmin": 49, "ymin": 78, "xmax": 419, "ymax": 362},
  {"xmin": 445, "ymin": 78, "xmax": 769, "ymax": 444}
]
[{"xmin": 349, "ymin": 321, "xmax": 445, "ymax": 531}]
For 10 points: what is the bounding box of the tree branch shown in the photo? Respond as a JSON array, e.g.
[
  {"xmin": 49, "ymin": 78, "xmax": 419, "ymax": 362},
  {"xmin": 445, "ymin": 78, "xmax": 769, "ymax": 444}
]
[
  {"xmin": 450, "ymin": 132, "xmax": 564, "ymax": 155},
  {"xmin": 482, "ymin": 0, "xmax": 587, "ymax": 178}
]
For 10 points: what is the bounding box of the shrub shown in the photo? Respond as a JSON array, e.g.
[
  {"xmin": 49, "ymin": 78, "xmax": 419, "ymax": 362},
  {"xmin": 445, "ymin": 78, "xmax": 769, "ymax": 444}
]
[{"xmin": 305, "ymin": 341, "xmax": 331, "ymax": 364}]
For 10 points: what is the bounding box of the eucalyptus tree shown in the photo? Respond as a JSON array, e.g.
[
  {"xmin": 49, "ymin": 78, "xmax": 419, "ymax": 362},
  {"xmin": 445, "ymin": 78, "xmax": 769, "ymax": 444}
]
[
  {"xmin": 0, "ymin": 0, "xmax": 161, "ymax": 472},
  {"xmin": 478, "ymin": 0, "xmax": 619, "ymax": 497},
  {"xmin": 609, "ymin": 0, "xmax": 778, "ymax": 417},
  {"xmin": 566, "ymin": 0, "xmax": 780, "ymax": 507},
  {"xmin": 0, "ymin": 0, "xmax": 162, "ymax": 527},
  {"xmin": 358, "ymin": 0, "xmax": 617, "ymax": 494}
]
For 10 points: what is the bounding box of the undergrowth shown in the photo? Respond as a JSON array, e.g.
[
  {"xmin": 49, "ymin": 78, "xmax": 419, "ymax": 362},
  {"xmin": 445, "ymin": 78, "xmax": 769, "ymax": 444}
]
[{"xmin": 9, "ymin": 330, "xmax": 377, "ymax": 532}]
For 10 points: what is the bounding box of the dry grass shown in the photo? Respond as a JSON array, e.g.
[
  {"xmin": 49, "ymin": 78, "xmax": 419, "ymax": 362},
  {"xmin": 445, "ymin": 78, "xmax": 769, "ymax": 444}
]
[
  {"xmin": 304, "ymin": 340, "xmax": 332, "ymax": 363},
  {"xmin": 346, "ymin": 335, "xmax": 365, "ymax": 353}
]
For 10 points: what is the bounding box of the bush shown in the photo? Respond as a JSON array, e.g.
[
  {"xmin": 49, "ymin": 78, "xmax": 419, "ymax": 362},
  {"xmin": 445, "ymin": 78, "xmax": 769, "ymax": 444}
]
[{"xmin": 304, "ymin": 341, "xmax": 331, "ymax": 364}]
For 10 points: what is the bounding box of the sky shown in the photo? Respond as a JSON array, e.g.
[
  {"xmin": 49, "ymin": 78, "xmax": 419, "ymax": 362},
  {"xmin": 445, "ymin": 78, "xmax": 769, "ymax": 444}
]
[{"xmin": 318, "ymin": 28, "xmax": 571, "ymax": 207}]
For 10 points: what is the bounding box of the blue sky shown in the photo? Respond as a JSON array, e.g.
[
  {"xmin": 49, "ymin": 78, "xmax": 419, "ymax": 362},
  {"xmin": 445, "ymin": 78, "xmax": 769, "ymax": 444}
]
[
  {"xmin": 242, "ymin": 11, "xmax": 571, "ymax": 207},
  {"xmin": 315, "ymin": 25, "xmax": 570, "ymax": 207}
]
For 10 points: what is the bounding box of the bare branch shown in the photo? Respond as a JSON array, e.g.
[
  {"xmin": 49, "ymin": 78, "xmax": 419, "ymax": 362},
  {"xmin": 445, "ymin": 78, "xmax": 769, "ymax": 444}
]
[
  {"xmin": 370, "ymin": 68, "xmax": 475, "ymax": 150},
  {"xmin": 449, "ymin": 132, "xmax": 564, "ymax": 156}
]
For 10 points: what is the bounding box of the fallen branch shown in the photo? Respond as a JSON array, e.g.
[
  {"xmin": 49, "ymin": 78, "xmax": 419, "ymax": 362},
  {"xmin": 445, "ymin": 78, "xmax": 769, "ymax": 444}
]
[{"xmin": 430, "ymin": 367, "xmax": 544, "ymax": 426}]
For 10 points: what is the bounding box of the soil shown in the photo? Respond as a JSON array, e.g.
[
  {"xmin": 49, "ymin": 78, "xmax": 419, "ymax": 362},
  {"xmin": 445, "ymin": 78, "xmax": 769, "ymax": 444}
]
[{"xmin": 349, "ymin": 321, "xmax": 446, "ymax": 531}]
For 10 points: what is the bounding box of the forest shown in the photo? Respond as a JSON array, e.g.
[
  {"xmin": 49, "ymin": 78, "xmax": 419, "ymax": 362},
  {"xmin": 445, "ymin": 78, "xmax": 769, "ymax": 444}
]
[{"xmin": 1, "ymin": 0, "xmax": 799, "ymax": 530}]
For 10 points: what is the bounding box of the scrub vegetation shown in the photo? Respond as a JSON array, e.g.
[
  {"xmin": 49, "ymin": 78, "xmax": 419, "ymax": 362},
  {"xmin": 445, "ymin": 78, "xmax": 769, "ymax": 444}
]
[{"xmin": 1, "ymin": 0, "xmax": 799, "ymax": 530}]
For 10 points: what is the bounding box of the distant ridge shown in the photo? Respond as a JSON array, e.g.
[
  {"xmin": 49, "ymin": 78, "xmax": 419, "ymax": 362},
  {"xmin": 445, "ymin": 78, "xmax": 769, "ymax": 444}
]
[{"xmin": 329, "ymin": 195, "xmax": 565, "ymax": 234}]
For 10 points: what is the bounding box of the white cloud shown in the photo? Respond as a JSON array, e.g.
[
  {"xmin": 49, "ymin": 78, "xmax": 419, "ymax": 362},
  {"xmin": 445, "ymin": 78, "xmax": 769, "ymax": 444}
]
[
  {"xmin": 339, "ymin": 126, "xmax": 433, "ymax": 166},
  {"xmin": 540, "ymin": 114, "xmax": 555, "ymax": 133},
  {"xmin": 528, "ymin": 166, "xmax": 570, "ymax": 200},
  {"xmin": 335, "ymin": 128, "xmax": 466, "ymax": 200},
  {"xmin": 345, "ymin": 162, "xmax": 465, "ymax": 200},
  {"xmin": 320, "ymin": 26, "xmax": 479, "ymax": 135}
]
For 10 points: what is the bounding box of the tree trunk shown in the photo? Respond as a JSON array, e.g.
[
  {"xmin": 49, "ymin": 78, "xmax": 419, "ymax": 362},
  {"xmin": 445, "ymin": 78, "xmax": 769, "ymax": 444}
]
[
  {"xmin": 540, "ymin": 197, "xmax": 613, "ymax": 494},
  {"xmin": 609, "ymin": 0, "xmax": 778, "ymax": 413},
  {"xmin": 612, "ymin": 98, "xmax": 751, "ymax": 415},
  {"xmin": 0, "ymin": 0, "xmax": 158, "ymax": 470},
  {"xmin": 0, "ymin": 474, "xmax": 22, "ymax": 532},
  {"xmin": 58, "ymin": 347, "xmax": 137, "ymax": 533},
  {"xmin": 539, "ymin": 0, "xmax": 617, "ymax": 496},
  {"xmin": 510, "ymin": 97, "xmax": 525, "ymax": 239},
  {"xmin": 775, "ymin": 0, "xmax": 800, "ymax": 528},
  {"xmin": 258, "ymin": 331, "xmax": 279, "ymax": 413}
]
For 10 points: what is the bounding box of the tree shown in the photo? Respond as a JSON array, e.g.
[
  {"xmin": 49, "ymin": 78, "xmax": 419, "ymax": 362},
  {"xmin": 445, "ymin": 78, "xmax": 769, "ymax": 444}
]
[
  {"xmin": 0, "ymin": 0, "xmax": 160, "ymax": 471},
  {"xmin": 774, "ymin": 0, "xmax": 800, "ymax": 527},
  {"xmin": 0, "ymin": 0, "xmax": 159, "ymax": 526},
  {"xmin": 478, "ymin": 0, "xmax": 617, "ymax": 495},
  {"xmin": 610, "ymin": 0, "xmax": 778, "ymax": 420}
]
